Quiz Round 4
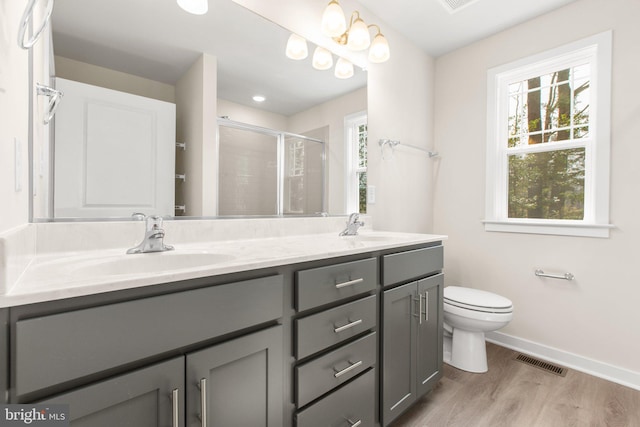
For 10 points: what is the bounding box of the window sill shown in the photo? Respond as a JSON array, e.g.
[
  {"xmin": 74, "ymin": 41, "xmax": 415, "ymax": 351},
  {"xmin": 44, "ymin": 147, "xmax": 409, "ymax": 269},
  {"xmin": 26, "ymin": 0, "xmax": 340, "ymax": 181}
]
[{"xmin": 482, "ymin": 220, "xmax": 614, "ymax": 238}]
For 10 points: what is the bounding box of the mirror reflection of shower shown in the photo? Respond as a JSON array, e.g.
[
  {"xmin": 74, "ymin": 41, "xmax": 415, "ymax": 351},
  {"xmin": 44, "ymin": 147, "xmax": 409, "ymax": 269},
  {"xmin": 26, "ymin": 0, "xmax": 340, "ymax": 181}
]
[{"xmin": 214, "ymin": 119, "xmax": 326, "ymax": 216}]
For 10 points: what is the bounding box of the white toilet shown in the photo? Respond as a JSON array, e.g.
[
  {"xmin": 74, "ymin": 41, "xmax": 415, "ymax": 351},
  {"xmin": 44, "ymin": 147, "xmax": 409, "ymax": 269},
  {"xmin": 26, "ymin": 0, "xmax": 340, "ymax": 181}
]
[{"xmin": 443, "ymin": 286, "xmax": 513, "ymax": 373}]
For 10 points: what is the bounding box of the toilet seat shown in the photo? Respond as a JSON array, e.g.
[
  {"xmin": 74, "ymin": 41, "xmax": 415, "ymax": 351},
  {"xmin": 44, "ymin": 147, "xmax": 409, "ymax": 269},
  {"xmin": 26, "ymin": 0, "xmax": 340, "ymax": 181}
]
[{"xmin": 444, "ymin": 286, "xmax": 513, "ymax": 314}]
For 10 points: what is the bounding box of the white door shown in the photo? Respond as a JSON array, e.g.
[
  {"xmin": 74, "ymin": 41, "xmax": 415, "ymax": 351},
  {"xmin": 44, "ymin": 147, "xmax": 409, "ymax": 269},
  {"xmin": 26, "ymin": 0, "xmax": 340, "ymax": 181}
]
[{"xmin": 54, "ymin": 78, "xmax": 175, "ymax": 218}]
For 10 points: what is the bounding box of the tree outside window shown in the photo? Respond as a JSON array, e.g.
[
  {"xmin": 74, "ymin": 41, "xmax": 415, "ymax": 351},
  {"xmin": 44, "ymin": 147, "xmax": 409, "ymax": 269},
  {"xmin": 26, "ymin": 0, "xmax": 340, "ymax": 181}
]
[
  {"xmin": 484, "ymin": 31, "xmax": 612, "ymax": 237},
  {"xmin": 346, "ymin": 112, "xmax": 368, "ymax": 214},
  {"xmin": 357, "ymin": 123, "xmax": 368, "ymax": 214},
  {"xmin": 507, "ymin": 65, "xmax": 589, "ymax": 220}
]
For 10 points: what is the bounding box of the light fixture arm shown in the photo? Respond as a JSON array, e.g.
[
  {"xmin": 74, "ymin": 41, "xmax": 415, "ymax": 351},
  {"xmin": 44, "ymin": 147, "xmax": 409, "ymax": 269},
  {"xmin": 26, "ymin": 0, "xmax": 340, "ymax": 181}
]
[
  {"xmin": 348, "ymin": 11, "xmax": 361, "ymax": 28},
  {"xmin": 333, "ymin": 11, "xmax": 359, "ymax": 45},
  {"xmin": 367, "ymin": 24, "xmax": 382, "ymax": 36}
]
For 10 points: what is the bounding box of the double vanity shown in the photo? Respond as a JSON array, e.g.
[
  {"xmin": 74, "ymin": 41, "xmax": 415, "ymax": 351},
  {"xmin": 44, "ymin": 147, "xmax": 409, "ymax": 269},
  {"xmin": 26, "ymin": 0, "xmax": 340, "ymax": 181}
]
[{"xmin": 0, "ymin": 217, "xmax": 445, "ymax": 426}]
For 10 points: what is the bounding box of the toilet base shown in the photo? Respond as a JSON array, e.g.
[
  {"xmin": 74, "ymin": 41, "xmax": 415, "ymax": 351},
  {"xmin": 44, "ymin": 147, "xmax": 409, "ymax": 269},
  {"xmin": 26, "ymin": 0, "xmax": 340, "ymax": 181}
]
[{"xmin": 445, "ymin": 329, "xmax": 488, "ymax": 373}]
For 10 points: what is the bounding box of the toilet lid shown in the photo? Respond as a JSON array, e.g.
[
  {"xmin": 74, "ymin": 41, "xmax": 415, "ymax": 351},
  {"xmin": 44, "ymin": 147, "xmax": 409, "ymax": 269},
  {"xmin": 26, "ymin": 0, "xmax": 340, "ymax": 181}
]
[{"xmin": 444, "ymin": 286, "xmax": 513, "ymax": 313}]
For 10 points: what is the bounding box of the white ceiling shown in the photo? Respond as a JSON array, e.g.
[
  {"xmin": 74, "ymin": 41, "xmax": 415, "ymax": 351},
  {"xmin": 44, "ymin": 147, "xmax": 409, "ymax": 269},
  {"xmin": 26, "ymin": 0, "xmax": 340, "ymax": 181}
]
[
  {"xmin": 51, "ymin": 0, "xmax": 578, "ymax": 116},
  {"xmin": 361, "ymin": 0, "xmax": 578, "ymax": 57}
]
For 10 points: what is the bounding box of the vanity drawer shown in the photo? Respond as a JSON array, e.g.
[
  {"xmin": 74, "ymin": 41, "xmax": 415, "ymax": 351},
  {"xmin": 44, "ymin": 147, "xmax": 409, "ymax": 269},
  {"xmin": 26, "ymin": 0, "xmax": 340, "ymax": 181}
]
[
  {"xmin": 382, "ymin": 244, "xmax": 443, "ymax": 286},
  {"xmin": 296, "ymin": 331, "xmax": 376, "ymax": 407},
  {"xmin": 14, "ymin": 275, "xmax": 283, "ymax": 397},
  {"xmin": 296, "ymin": 295, "xmax": 376, "ymax": 359},
  {"xmin": 295, "ymin": 369, "xmax": 375, "ymax": 427},
  {"xmin": 295, "ymin": 258, "xmax": 377, "ymax": 311}
]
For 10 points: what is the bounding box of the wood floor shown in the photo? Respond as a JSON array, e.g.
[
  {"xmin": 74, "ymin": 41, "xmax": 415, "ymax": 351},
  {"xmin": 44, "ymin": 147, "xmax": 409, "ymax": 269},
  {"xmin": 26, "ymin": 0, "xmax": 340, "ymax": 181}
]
[{"xmin": 391, "ymin": 343, "xmax": 640, "ymax": 427}]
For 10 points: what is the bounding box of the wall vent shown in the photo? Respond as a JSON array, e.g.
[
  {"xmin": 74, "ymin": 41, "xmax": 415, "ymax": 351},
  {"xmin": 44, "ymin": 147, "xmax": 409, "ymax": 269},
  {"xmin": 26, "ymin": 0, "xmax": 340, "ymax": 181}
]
[
  {"xmin": 514, "ymin": 353, "xmax": 568, "ymax": 377},
  {"xmin": 439, "ymin": 0, "xmax": 481, "ymax": 13}
]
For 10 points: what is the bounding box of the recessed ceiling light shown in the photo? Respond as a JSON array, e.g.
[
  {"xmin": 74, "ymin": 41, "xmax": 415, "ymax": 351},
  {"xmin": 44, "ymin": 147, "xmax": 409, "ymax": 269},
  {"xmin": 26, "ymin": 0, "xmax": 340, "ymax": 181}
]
[{"xmin": 253, "ymin": 95, "xmax": 266, "ymax": 102}]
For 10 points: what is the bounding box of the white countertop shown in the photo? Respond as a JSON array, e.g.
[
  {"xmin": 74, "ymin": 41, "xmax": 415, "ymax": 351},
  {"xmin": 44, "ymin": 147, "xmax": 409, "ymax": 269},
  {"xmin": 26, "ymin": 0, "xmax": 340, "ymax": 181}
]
[{"xmin": 1, "ymin": 230, "xmax": 446, "ymax": 308}]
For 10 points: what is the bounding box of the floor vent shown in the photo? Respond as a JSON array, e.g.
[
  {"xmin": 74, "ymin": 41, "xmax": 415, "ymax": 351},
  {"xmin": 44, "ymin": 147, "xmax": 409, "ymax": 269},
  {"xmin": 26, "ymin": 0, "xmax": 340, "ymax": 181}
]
[{"xmin": 514, "ymin": 353, "xmax": 568, "ymax": 377}]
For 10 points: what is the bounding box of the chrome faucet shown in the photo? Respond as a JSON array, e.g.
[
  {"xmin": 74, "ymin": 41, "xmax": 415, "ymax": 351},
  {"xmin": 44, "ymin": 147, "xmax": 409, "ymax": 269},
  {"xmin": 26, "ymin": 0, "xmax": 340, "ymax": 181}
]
[
  {"xmin": 339, "ymin": 213, "xmax": 365, "ymax": 236},
  {"xmin": 127, "ymin": 213, "xmax": 174, "ymax": 254}
]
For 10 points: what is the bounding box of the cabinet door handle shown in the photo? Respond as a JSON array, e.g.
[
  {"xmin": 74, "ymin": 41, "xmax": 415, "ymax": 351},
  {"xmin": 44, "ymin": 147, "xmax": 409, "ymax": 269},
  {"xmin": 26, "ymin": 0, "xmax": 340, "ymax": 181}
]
[
  {"xmin": 171, "ymin": 388, "xmax": 179, "ymax": 427},
  {"xmin": 423, "ymin": 291, "xmax": 429, "ymax": 322},
  {"xmin": 334, "ymin": 318, "xmax": 363, "ymax": 333},
  {"xmin": 347, "ymin": 418, "xmax": 362, "ymax": 427},
  {"xmin": 198, "ymin": 378, "xmax": 207, "ymax": 427},
  {"xmin": 412, "ymin": 294, "xmax": 421, "ymax": 324},
  {"xmin": 333, "ymin": 360, "xmax": 363, "ymax": 378},
  {"xmin": 335, "ymin": 277, "xmax": 364, "ymax": 289}
]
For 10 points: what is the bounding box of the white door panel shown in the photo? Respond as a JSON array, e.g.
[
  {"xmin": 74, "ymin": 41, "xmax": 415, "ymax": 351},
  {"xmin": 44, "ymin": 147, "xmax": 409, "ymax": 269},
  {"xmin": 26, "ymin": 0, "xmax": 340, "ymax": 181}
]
[{"xmin": 54, "ymin": 78, "xmax": 175, "ymax": 218}]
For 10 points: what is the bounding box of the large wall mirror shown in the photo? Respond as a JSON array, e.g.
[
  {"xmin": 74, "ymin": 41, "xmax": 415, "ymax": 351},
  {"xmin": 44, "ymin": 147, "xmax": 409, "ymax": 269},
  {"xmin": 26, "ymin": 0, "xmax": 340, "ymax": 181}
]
[{"xmin": 32, "ymin": 0, "xmax": 367, "ymax": 221}]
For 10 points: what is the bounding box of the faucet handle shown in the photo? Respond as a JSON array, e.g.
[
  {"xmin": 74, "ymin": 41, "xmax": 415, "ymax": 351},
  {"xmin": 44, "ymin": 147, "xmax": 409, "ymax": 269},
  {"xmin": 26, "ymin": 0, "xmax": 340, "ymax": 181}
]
[
  {"xmin": 347, "ymin": 212, "xmax": 361, "ymax": 224},
  {"xmin": 146, "ymin": 215, "xmax": 163, "ymax": 230},
  {"xmin": 131, "ymin": 212, "xmax": 146, "ymax": 221}
]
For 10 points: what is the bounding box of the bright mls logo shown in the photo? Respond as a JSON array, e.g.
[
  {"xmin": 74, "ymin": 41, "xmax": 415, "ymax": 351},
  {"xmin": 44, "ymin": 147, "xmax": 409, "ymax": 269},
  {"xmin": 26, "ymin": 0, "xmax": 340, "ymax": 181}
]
[{"xmin": 0, "ymin": 405, "xmax": 69, "ymax": 427}]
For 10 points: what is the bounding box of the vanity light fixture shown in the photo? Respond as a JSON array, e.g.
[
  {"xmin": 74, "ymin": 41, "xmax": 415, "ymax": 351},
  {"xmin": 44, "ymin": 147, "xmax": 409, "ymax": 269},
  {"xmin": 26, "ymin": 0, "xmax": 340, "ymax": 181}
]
[
  {"xmin": 368, "ymin": 27, "xmax": 391, "ymax": 63},
  {"xmin": 312, "ymin": 47, "xmax": 334, "ymax": 70},
  {"xmin": 177, "ymin": 0, "xmax": 208, "ymax": 15},
  {"xmin": 285, "ymin": 34, "xmax": 353, "ymax": 79},
  {"xmin": 321, "ymin": 0, "xmax": 347, "ymax": 37},
  {"xmin": 334, "ymin": 57, "xmax": 354, "ymax": 79},
  {"xmin": 344, "ymin": 12, "xmax": 370, "ymax": 51},
  {"xmin": 321, "ymin": 0, "xmax": 390, "ymax": 63},
  {"xmin": 285, "ymin": 33, "xmax": 309, "ymax": 60}
]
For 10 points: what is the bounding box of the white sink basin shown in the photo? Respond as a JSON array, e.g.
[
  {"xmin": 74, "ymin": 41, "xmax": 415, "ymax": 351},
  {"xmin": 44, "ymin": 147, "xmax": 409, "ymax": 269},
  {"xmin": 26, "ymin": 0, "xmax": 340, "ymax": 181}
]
[{"xmin": 59, "ymin": 251, "xmax": 235, "ymax": 278}]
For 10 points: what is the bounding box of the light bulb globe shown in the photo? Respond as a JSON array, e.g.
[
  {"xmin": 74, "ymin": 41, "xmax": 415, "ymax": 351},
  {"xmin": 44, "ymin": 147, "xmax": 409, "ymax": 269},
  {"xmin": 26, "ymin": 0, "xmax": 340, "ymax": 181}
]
[{"xmin": 321, "ymin": 1, "xmax": 347, "ymax": 37}]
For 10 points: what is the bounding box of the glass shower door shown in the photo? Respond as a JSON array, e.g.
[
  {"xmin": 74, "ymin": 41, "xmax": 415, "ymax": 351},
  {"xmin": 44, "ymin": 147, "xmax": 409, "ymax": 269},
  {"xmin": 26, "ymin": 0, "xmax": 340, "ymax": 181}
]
[
  {"xmin": 283, "ymin": 135, "xmax": 324, "ymax": 215},
  {"xmin": 218, "ymin": 119, "xmax": 325, "ymax": 216},
  {"xmin": 218, "ymin": 125, "xmax": 278, "ymax": 216}
]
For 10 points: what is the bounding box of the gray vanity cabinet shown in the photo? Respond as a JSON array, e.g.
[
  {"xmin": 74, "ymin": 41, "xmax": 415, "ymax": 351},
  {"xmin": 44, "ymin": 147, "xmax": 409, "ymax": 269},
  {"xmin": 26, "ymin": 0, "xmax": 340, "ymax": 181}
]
[
  {"xmin": 293, "ymin": 257, "xmax": 378, "ymax": 427},
  {"xmin": 381, "ymin": 275, "xmax": 443, "ymax": 426},
  {"xmin": 382, "ymin": 281, "xmax": 417, "ymax": 425},
  {"xmin": 4, "ymin": 241, "xmax": 446, "ymax": 427},
  {"xmin": 381, "ymin": 245, "xmax": 444, "ymax": 427},
  {"xmin": 186, "ymin": 326, "xmax": 283, "ymax": 427},
  {"xmin": 38, "ymin": 356, "xmax": 185, "ymax": 427},
  {"xmin": 9, "ymin": 274, "xmax": 284, "ymax": 426},
  {"xmin": 36, "ymin": 326, "xmax": 283, "ymax": 427},
  {"xmin": 416, "ymin": 276, "xmax": 444, "ymax": 396}
]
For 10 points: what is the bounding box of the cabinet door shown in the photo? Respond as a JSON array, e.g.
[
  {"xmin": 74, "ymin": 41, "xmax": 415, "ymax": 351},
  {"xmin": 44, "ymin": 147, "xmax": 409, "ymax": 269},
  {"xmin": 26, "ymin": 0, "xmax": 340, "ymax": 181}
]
[
  {"xmin": 38, "ymin": 357, "xmax": 184, "ymax": 427},
  {"xmin": 416, "ymin": 274, "xmax": 444, "ymax": 396},
  {"xmin": 186, "ymin": 326, "xmax": 283, "ymax": 427},
  {"xmin": 382, "ymin": 282, "xmax": 417, "ymax": 426}
]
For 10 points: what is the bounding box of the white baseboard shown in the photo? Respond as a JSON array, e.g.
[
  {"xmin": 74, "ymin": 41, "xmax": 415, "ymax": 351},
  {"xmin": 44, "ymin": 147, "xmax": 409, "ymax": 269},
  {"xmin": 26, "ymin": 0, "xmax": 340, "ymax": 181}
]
[{"xmin": 486, "ymin": 331, "xmax": 640, "ymax": 391}]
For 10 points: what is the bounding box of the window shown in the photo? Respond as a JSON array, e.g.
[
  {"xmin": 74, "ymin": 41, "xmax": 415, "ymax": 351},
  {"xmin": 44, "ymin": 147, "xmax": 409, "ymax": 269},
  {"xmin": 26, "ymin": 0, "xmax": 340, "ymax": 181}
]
[
  {"xmin": 484, "ymin": 31, "xmax": 613, "ymax": 237},
  {"xmin": 345, "ymin": 112, "xmax": 368, "ymax": 213}
]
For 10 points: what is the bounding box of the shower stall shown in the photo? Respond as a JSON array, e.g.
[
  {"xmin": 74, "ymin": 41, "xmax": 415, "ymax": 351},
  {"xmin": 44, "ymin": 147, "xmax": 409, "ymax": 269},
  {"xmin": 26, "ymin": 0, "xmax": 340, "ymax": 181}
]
[{"xmin": 217, "ymin": 118, "xmax": 326, "ymax": 216}]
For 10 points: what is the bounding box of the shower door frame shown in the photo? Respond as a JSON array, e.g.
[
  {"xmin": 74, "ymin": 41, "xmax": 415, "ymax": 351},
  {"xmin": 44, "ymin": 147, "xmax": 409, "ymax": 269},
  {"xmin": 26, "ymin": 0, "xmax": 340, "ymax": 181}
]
[{"xmin": 216, "ymin": 118, "xmax": 326, "ymax": 216}]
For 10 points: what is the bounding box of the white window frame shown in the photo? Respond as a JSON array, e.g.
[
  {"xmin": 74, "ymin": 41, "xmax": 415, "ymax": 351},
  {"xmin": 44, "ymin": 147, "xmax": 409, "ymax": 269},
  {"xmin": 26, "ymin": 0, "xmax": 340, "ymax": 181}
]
[
  {"xmin": 345, "ymin": 111, "xmax": 368, "ymax": 213},
  {"xmin": 484, "ymin": 31, "xmax": 613, "ymax": 238}
]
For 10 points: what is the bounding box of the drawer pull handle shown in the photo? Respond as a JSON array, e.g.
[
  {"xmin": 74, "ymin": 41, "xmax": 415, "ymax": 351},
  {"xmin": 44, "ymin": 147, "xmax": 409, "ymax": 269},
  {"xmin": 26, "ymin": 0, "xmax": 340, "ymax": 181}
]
[
  {"xmin": 347, "ymin": 418, "xmax": 362, "ymax": 427},
  {"xmin": 335, "ymin": 277, "xmax": 364, "ymax": 289},
  {"xmin": 198, "ymin": 378, "xmax": 207, "ymax": 427},
  {"xmin": 333, "ymin": 360, "xmax": 363, "ymax": 378},
  {"xmin": 334, "ymin": 318, "xmax": 363, "ymax": 333},
  {"xmin": 171, "ymin": 388, "xmax": 179, "ymax": 427}
]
